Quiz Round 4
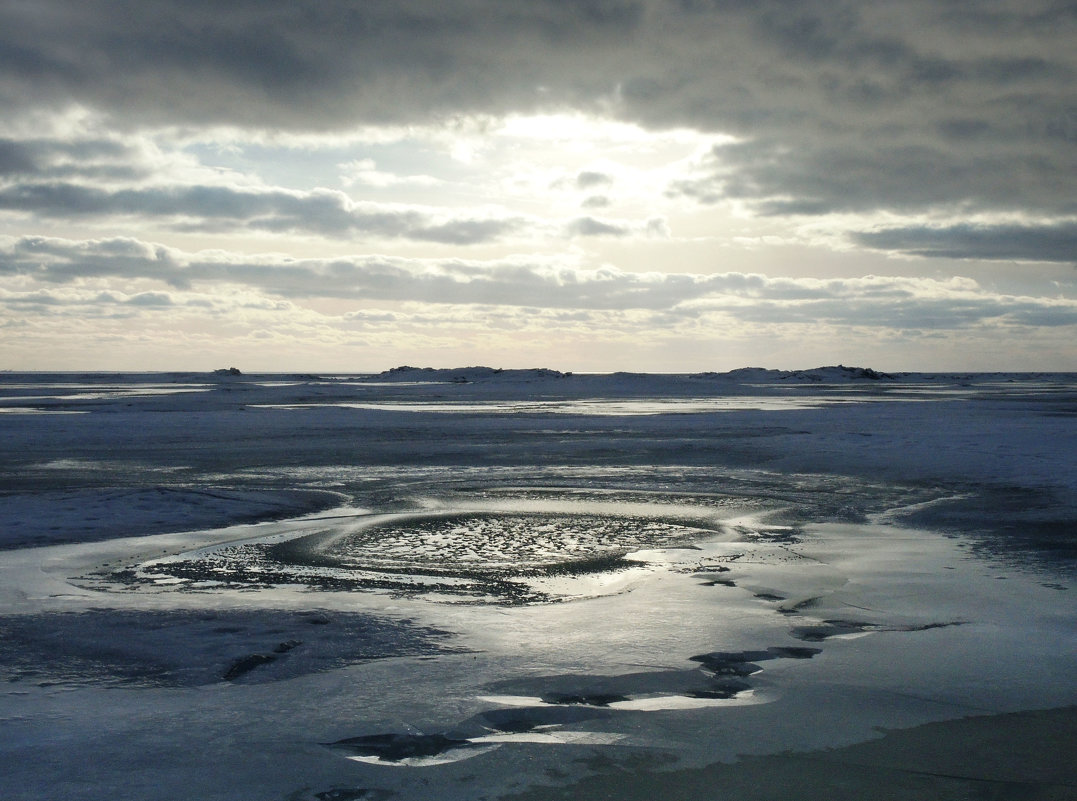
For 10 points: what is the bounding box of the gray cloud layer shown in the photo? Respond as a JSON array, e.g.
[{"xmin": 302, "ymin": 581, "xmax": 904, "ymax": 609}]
[
  {"xmin": 0, "ymin": 137, "xmax": 149, "ymax": 185},
  {"xmin": 851, "ymin": 221, "xmax": 1077, "ymax": 263},
  {"xmin": 2, "ymin": 1, "xmax": 1074, "ymax": 219},
  {"xmin": 0, "ymin": 181, "xmax": 527, "ymax": 244},
  {"xmin": 4, "ymin": 235, "xmax": 1074, "ymax": 330}
]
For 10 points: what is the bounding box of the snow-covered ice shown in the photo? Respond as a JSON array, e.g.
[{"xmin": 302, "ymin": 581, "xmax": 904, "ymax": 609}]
[{"xmin": 0, "ymin": 368, "xmax": 1074, "ymax": 799}]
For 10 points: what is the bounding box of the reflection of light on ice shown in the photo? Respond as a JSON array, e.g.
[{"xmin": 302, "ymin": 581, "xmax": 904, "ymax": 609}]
[
  {"xmin": 343, "ymin": 730, "xmax": 627, "ymax": 767},
  {"xmin": 608, "ymin": 690, "xmax": 762, "ymax": 711},
  {"xmin": 529, "ymin": 564, "xmax": 652, "ymax": 600},
  {"xmin": 471, "ymin": 730, "xmax": 625, "ymax": 745},
  {"xmin": 477, "ymin": 691, "xmax": 765, "ymax": 711},
  {"xmin": 345, "ymin": 746, "xmax": 499, "ymax": 767},
  {"xmin": 477, "ymin": 694, "xmax": 547, "ymax": 706}
]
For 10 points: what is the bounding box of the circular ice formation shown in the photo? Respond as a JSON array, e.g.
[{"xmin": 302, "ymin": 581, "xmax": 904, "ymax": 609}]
[
  {"xmin": 319, "ymin": 512, "xmax": 709, "ymax": 572},
  {"xmin": 96, "ymin": 494, "xmax": 734, "ymax": 604},
  {"xmin": 249, "ymin": 507, "xmax": 725, "ymax": 602}
]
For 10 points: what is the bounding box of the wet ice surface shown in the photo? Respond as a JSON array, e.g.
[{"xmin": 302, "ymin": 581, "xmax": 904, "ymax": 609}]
[
  {"xmin": 93, "ymin": 493, "xmax": 744, "ymax": 604},
  {"xmin": 0, "ymin": 369, "xmax": 1075, "ymax": 800}
]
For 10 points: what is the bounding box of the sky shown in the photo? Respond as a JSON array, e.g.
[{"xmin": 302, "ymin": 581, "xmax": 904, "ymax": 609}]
[{"xmin": 1, "ymin": 0, "xmax": 1076, "ymax": 373}]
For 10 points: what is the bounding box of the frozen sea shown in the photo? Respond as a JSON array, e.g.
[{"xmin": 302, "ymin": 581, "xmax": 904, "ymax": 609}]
[{"xmin": 1, "ymin": 366, "xmax": 1075, "ymax": 800}]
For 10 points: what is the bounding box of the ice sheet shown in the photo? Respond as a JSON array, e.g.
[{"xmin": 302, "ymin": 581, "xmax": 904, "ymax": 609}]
[{"xmin": 0, "ymin": 369, "xmax": 1074, "ymax": 800}]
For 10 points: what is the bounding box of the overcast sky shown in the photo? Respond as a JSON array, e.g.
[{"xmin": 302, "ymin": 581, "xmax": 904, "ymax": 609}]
[{"xmin": 2, "ymin": 0, "xmax": 1075, "ymax": 371}]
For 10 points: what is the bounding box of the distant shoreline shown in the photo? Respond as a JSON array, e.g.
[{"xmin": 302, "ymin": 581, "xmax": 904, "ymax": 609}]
[{"xmin": 3, "ymin": 366, "xmax": 1077, "ymax": 381}]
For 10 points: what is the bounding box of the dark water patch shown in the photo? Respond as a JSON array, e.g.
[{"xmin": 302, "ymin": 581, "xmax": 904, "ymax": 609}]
[
  {"xmin": 790, "ymin": 619, "xmax": 964, "ymax": 642},
  {"xmin": 699, "ymin": 576, "xmax": 736, "ymax": 587},
  {"xmin": 790, "ymin": 621, "xmax": 880, "ymax": 641},
  {"xmin": 768, "ymin": 646, "xmax": 823, "ymax": 658},
  {"xmin": 778, "ymin": 596, "xmax": 823, "ymax": 615},
  {"xmin": 753, "ymin": 592, "xmax": 786, "ymax": 601},
  {"xmin": 895, "ymin": 485, "xmax": 1077, "ymax": 571},
  {"xmin": 325, "ymin": 733, "xmax": 478, "ymax": 763},
  {"xmin": 690, "ymin": 646, "xmax": 821, "ymax": 677},
  {"xmin": 534, "ymin": 553, "xmax": 635, "ymax": 577},
  {"xmin": 222, "ymin": 653, "xmax": 277, "ymax": 681},
  {"xmin": 311, "ymin": 790, "xmax": 393, "ymax": 801},
  {"xmin": 485, "ymin": 661, "xmax": 761, "ymax": 707},
  {"xmin": 322, "ymin": 705, "xmax": 620, "ymax": 767},
  {"xmin": 324, "ymin": 642, "xmax": 821, "ymax": 769},
  {"xmin": 684, "ymin": 686, "xmax": 749, "ymax": 699},
  {"xmin": 287, "ymin": 788, "xmax": 392, "ymax": 801},
  {"xmin": 0, "ymin": 609, "xmax": 461, "ymax": 687},
  {"xmin": 690, "ymin": 658, "xmax": 763, "ymax": 678},
  {"xmin": 476, "ymin": 705, "xmax": 613, "ymax": 734}
]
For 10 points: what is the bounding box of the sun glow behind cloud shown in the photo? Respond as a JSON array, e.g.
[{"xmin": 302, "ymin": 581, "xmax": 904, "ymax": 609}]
[{"xmin": 1, "ymin": 0, "xmax": 1075, "ymax": 371}]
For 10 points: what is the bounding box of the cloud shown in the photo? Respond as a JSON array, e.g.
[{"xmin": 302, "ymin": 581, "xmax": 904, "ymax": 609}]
[
  {"xmin": 566, "ymin": 215, "xmax": 669, "ymax": 238},
  {"xmin": 0, "ymin": 137, "xmax": 147, "ymax": 181},
  {"xmin": 0, "ymin": 140, "xmax": 38, "ymax": 175},
  {"xmin": 411, "ymin": 218, "xmax": 523, "ymax": 245},
  {"xmin": 2, "ymin": 0, "xmax": 1074, "ymax": 220},
  {"xmin": 670, "ymin": 136, "xmax": 1077, "ymax": 217},
  {"xmin": 0, "ymin": 235, "xmax": 184, "ymax": 286},
  {"xmin": 0, "ymin": 169, "xmax": 672, "ymax": 246},
  {"xmin": 0, "ymin": 0, "xmax": 642, "ymax": 127},
  {"xmin": 0, "ymin": 181, "xmax": 525, "ymax": 244},
  {"xmin": 3, "ymin": 235, "xmax": 1074, "ymax": 333},
  {"xmin": 576, "ymin": 170, "xmax": 613, "ymax": 189},
  {"xmin": 124, "ymin": 291, "xmax": 175, "ymax": 307},
  {"xmin": 581, "ymin": 195, "xmax": 611, "ymax": 208},
  {"xmin": 567, "ymin": 216, "xmax": 632, "ymax": 238},
  {"xmin": 689, "ymin": 294, "xmax": 1077, "ymax": 331},
  {"xmin": 0, "ymin": 282, "xmax": 306, "ymax": 315},
  {"xmin": 850, "ymin": 221, "xmax": 1077, "ymax": 263}
]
